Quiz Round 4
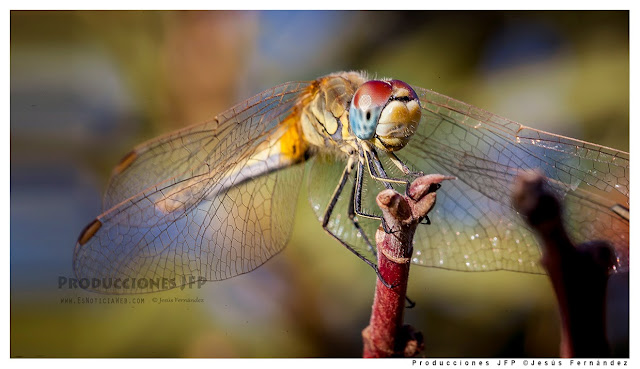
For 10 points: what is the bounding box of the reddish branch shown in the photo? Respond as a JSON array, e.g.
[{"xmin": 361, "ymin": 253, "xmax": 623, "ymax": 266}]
[
  {"xmin": 512, "ymin": 171, "xmax": 613, "ymax": 358},
  {"xmin": 362, "ymin": 174, "xmax": 452, "ymax": 358}
]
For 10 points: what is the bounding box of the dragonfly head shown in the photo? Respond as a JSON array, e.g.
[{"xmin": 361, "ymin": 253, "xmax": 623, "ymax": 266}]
[{"xmin": 349, "ymin": 79, "xmax": 421, "ymax": 151}]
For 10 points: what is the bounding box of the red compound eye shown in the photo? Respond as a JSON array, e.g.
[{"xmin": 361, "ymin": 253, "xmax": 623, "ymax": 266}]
[
  {"xmin": 353, "ymin": 80, "xmax": 392, "ymax": 110},
  {"xmin": 389, "ymin": 80, "xmax": 419, "ymax": 100}
]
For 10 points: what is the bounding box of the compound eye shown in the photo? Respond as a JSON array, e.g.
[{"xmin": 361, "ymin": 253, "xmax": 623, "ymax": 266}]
[
  {"xmin": 353, "ymin": 80, "xmax": 393, "ymax": 114},
  {"xmin": 349, "ymin": 80, "xmax": 393, "ymax": 140},
  {"xmin": 389, "ymin": 80, "xmax": 419, "ymax": 101}
]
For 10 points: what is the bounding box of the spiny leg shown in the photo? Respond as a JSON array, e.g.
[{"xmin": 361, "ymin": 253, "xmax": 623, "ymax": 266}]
[
  {"xmin": 357, "ymin": 150, "xmax": 420, "ymax": 308},
  {"xmin": 349, "ymin": 159, "xmax": 416, "ymax": 307},
  {"xmin": 355, "ymin": 142, "xmax": 411, "ymax": 192},
  {"xmin": 321, "ymin": 156, "xmax": 396, "ymax": 289},
  {"xmin": 347, "ymin": 160, "xmax": 378, "ymax": 258},
  {"xmin": 387, "ymin": 151, "xmax": 424, "ymax": 177},
  {"xmin": 364, "ymin": 146, "xmax": 426, "ymax": 219},
  {"xmin": 365, "ymin": 142, "xmax": 420, "ymax": 191},
  {"xmin": 374, "ymin": 137, "xmax": 424, "ymax": 187},
  {"xmin": 361, "ymin": 148, "xmax": 414, "ymax": 234},
  {"xmin": 369, "ymin": 149, "xmax": 415, "ymax": 196},
  {"xmin": 367, "ymin": 151, "xmax": 394, "ymax": 190},
  {"xmin": 352, "ymin": 156, "xmax": 397, "ymax": 235},
  {"xmin": 362, "ymin": 147, "xmax": 434, "ymax": 229},
  {"xmin": 363, "ymin": 147, "xmax": 406, "ymax": 189},
  {"xmin": 380, "ymin": 150, "xmax": 433, "ymax": 214},
  {"xmin": 353, "ymin": 152, "xmax": 384, "ymax": 222}
]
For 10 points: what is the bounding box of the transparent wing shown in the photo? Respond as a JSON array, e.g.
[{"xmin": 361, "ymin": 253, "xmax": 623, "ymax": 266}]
[
  {"xmin": 74, "ymin": 163, "xmax": 304, "ymax": 293},
  {"xmin": 103, "ymin": 81, "xmax": 310, "ymax": 209},
  {"xmin": 395, "ymin": 86, "xmax": 629, "ymax": 273},
  {"xmin": 73, "ymin": 82, "xmax": 310, "ymax": 294}
]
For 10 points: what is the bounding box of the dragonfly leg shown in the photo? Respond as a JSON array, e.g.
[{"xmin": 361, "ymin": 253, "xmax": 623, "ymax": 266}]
[
  {"xmin": 352, "ymin": 158, "xmax": 419, "ymax": 304},
  {"xmin": 387, "ymin": 151, "xmax": 453, "ymax": 204},
  {"xmin": 387, "ymin": 151, "xmax": 424, "ymax": 177},
  {"xmin": 353, "ymin": 156, "xmax": 399, "ymax": 235},
  {"xmin": 363, "ymin": 148, "xmax": 409, "ymax": 190},
  {"xmin": 346, "ymin": 162, "xmax": 378, "ymax": 257},
  {"xmin": 361, "ymin": 143, "xmax": 427, "ymax": 205},
  {"xmin": 322, "ymin": 226, "xmax": 395, "ymax": 288},
  {"xmin": 321, "ymin": 156, "xmax": 397, "ymax": 289},
  {"xmin": 321, "ymin": 156, "xmax": 355, "ymax": 227},
  {"xmin": 405, "ymin": 295, "xmax": 416, "ymax": 309},
  {"xmin": 364, "ymin": 148, "xmax": 433, "ymax": 209}
]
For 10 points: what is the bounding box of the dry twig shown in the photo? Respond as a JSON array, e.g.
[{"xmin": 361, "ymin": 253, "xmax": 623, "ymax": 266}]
[{"xmin": 512, "ymin": 171, "xmax": 613, "ymax": 358}]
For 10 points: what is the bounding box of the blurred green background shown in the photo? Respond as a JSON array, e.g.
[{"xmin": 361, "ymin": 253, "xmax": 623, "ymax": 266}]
[{"xmin": 10, "ymin": 10, "xmax": 628, "ymax": 357}]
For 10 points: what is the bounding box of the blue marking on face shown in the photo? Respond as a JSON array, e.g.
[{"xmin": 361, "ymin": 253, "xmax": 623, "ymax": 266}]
[{"xmin": 349, "ymin": 103, "xmax": 383, "ymax": 140}]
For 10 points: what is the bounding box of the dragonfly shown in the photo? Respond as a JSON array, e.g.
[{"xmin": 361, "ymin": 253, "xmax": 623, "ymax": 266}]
[{"xmin": 73, "ymin": 71, "xmax": 629, "ymax": 294}]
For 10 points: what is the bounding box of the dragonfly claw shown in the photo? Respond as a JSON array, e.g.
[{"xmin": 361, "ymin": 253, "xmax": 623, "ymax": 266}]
[
  {"xmin": 381, "ymin": 218, "xmax": 400, "ymax": 234},
  {"xmin": 405, "ymin": 296, "xmax": 416, "ymax": 309},
  {"xmin": 374, "ymin": 266, "xmax": 397, "ymax": 289}
]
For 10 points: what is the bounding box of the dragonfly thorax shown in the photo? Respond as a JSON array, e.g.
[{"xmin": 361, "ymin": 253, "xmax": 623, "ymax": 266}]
[{"xmin": 349, "ymin": 79, "xmax": 421, "ymax": 152}]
